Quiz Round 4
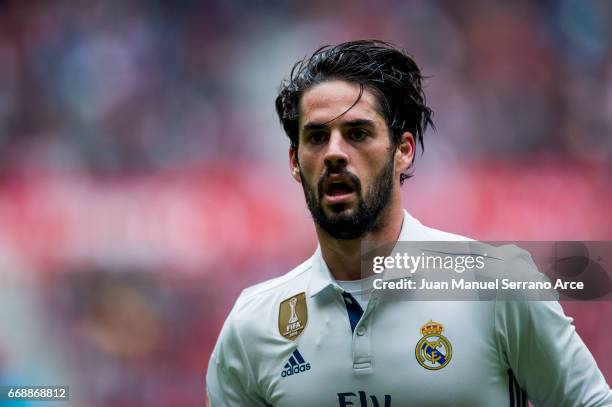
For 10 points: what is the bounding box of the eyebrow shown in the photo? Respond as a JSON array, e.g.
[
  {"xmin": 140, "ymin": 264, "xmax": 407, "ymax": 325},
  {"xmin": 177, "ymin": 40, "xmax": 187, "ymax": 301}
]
[{"xmin": 302, "ymin": 119, "xmax": 376, "ymax": 131}]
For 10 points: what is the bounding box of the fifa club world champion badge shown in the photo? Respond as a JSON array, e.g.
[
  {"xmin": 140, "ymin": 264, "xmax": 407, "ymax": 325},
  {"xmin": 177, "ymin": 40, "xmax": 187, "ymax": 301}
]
[
  {"xmin": 415, "ymin": 320, "xmax": 453, "ymax": 370},
  {"xmin": 279, "ymin": 293, "xmax": 308, "ymax": 340}
]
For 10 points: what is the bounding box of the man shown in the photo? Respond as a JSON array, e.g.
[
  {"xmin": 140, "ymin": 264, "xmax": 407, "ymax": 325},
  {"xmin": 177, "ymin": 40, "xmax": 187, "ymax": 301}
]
[{"xmin": 206, "ymin": 40, "xmax": 612, "ymax": 406}]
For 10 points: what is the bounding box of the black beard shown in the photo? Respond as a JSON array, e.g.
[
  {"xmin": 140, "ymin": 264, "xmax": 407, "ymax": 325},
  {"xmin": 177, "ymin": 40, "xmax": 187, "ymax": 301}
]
[{"xmin": 300, "ymin": 160, "xmax": 394, "ymax": 240}]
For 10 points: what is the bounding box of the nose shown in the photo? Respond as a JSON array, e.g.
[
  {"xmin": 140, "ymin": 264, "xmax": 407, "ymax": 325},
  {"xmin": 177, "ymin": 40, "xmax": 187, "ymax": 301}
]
[{"xmin": 323, "ymin": 130, "xmax": 349, "ymax": 170}]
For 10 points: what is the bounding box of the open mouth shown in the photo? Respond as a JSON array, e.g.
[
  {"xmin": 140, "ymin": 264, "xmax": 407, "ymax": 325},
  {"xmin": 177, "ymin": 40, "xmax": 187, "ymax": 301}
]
[
  {"xmin": 323, "ymin": 176, "xmax": 356, "ymax": 203},
  {"xmin": 327, "ymin": 181, "xmax": 355, "ymax": 196}
]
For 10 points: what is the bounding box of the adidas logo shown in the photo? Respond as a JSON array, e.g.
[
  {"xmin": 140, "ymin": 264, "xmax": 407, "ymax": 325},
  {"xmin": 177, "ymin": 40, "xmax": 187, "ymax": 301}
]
[{"xmin": 280, "ymin": 349, "xmax": 311, "ymax": 377}]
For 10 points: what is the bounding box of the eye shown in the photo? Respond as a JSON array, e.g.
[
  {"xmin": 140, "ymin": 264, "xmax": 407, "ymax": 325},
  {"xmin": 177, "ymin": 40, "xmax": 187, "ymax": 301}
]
[
  {"xmin": 348, "ymin": 128, "xmax": 368, "ymax": 141},
  {"xmin": 307, "ymin": 131, "xmax": 328, "ymax": 144}
]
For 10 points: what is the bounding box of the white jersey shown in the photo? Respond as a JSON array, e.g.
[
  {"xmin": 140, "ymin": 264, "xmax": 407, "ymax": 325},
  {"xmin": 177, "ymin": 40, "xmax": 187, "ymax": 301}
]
[{"xmin": 206, "ymin": 211, "xmax": 612, "ymax": 406}]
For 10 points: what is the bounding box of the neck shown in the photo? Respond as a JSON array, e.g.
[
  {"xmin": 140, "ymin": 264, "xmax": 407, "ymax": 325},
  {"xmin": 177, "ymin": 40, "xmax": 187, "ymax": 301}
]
[{"xmin": 316, "ymin": 196, "xmax": 404, "ymax": 281}]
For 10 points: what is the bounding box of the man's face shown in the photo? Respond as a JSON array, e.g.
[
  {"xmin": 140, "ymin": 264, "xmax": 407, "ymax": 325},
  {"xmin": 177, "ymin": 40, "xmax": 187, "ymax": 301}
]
[{"xmin": 290, "ymin": 80, "xmax": 400, "ymax": 239}]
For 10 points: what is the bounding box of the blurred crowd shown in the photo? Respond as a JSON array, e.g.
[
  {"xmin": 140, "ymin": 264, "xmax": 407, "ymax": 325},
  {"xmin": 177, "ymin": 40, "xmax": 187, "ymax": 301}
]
[
  {"xmin": 0, "ymin": 0, "xmax": 611, "ymax": 405},
  {"xmin": 0, "ymin": 0, "xmax": 611, "ymax": 174}
]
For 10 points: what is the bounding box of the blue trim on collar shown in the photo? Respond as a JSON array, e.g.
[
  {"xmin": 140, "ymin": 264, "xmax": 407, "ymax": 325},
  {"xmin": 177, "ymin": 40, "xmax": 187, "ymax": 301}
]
[{"xmin": 341, "ymin": 292, "xmax": 364, "ymax": 333}]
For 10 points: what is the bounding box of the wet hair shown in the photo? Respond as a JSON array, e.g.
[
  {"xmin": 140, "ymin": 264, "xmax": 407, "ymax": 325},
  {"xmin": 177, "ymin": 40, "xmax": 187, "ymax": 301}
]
[{"xmin": 275, "ymin": 39, "xmax": 434, "ymax": 183}]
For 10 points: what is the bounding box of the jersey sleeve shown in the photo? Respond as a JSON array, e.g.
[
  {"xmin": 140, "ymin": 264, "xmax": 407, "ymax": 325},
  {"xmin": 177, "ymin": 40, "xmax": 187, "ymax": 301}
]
[
  {"xmin": 494, "ymin": 251, "xmax": 612, "ymax": 406},
  {"xmin": 206, "ymin": 299, "xmax": 270, "ymax": 407}
]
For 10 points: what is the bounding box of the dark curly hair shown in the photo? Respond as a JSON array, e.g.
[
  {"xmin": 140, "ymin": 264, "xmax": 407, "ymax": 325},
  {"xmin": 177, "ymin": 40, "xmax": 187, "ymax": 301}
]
[{"xmin": 275, "ymin": 40, "xmax": 434, "ymax": 183}]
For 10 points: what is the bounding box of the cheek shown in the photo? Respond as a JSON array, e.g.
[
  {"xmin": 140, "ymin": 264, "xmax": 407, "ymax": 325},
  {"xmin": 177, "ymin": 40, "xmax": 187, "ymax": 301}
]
[
  {"xmin": 358, "ymin": 157, "xmax": 391, "ymax": 189},
  {"xmin": 297, "ymin": 153, "xmax": 319, "ymax": 183},
  {"xmin": 360, "ymin": 156, "xmax": 384, "ymax": 178}
]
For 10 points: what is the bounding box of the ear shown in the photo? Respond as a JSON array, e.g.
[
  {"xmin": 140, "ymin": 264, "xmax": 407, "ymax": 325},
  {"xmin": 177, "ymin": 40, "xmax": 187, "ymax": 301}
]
[
  {"xmin": 289, "ymin": 146, "xmax": 302, "ymax": 183},
  {"xmin": 395, "ymin": 131, "xmax": 415, "ymax": 177}
]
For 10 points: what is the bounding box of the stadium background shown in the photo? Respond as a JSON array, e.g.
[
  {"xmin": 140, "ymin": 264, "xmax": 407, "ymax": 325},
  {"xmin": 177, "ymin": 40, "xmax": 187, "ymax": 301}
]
[{"xmin": 0, "ymin": 0, "xmax": 611, "ymax": 405}]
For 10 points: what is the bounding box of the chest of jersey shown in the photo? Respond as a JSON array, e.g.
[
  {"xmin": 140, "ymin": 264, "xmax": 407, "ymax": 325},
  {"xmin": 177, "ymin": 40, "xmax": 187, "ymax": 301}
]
[{"xmin": 256, "ymin": 295, "xmax": 511, "ymax": 406}]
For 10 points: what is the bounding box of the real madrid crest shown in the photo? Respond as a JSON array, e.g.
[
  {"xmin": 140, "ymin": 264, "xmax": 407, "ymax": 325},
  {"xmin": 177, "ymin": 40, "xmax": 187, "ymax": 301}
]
[
  {"xmin": 415, "ymin": 320, "xmax": 452, "ymax": 370},
  {"xmin": 279, "ymin": 292, "xmax": 307, "ymax": 340}
]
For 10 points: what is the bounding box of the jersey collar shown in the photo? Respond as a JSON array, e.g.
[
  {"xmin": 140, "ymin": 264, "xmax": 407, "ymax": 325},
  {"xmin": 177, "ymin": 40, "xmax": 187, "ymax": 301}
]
[{"xmin": 308, "ymin": 210, "xmax": 428, "ymax": 297}]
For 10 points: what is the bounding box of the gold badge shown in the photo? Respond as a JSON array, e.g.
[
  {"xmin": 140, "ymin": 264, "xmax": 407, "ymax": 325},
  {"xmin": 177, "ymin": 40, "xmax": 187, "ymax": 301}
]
[
  {"xmin": 279, "ymin": 292, "xmax": 307, "ymax": 340},
  {"xmin": 415, "ymin": 320, "xmax": 452, "ymax": 370}
]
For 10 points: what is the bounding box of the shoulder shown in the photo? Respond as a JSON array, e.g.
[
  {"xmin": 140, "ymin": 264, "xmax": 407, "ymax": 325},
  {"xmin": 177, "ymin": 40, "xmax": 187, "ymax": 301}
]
[
  {"xmin": 411, "ymin": 211, "xmax": 537, "ymax": 275},
  {"xmin": 227, "ymin": 254, "xmax": 314, "ymax": 328},
  {"xmin": 401, "ymin": 210, "xmax": 473, "ymax": 241},
  {"xmin": 420, "ymin": 224, "xmax": 473, "ymax": 242},
  {"xmin": 407, "ymin": 211, "xmax": 473, "ymax": 241},
  {"xmin": 239, "ymin": 256, "xmax": 313, "ymax": 303}
]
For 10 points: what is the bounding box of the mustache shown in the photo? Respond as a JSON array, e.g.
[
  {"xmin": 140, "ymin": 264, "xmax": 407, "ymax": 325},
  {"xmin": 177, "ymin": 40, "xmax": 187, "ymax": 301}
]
[{"xmin": 317, "ymin": 167, "xmax": 362, "ymax": 197}]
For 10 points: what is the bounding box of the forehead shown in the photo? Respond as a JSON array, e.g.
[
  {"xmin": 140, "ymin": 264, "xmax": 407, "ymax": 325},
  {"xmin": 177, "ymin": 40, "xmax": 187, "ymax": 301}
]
[{"xmin": 299, "ymin": 80, "xmax": 385, "ymax": 128}]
